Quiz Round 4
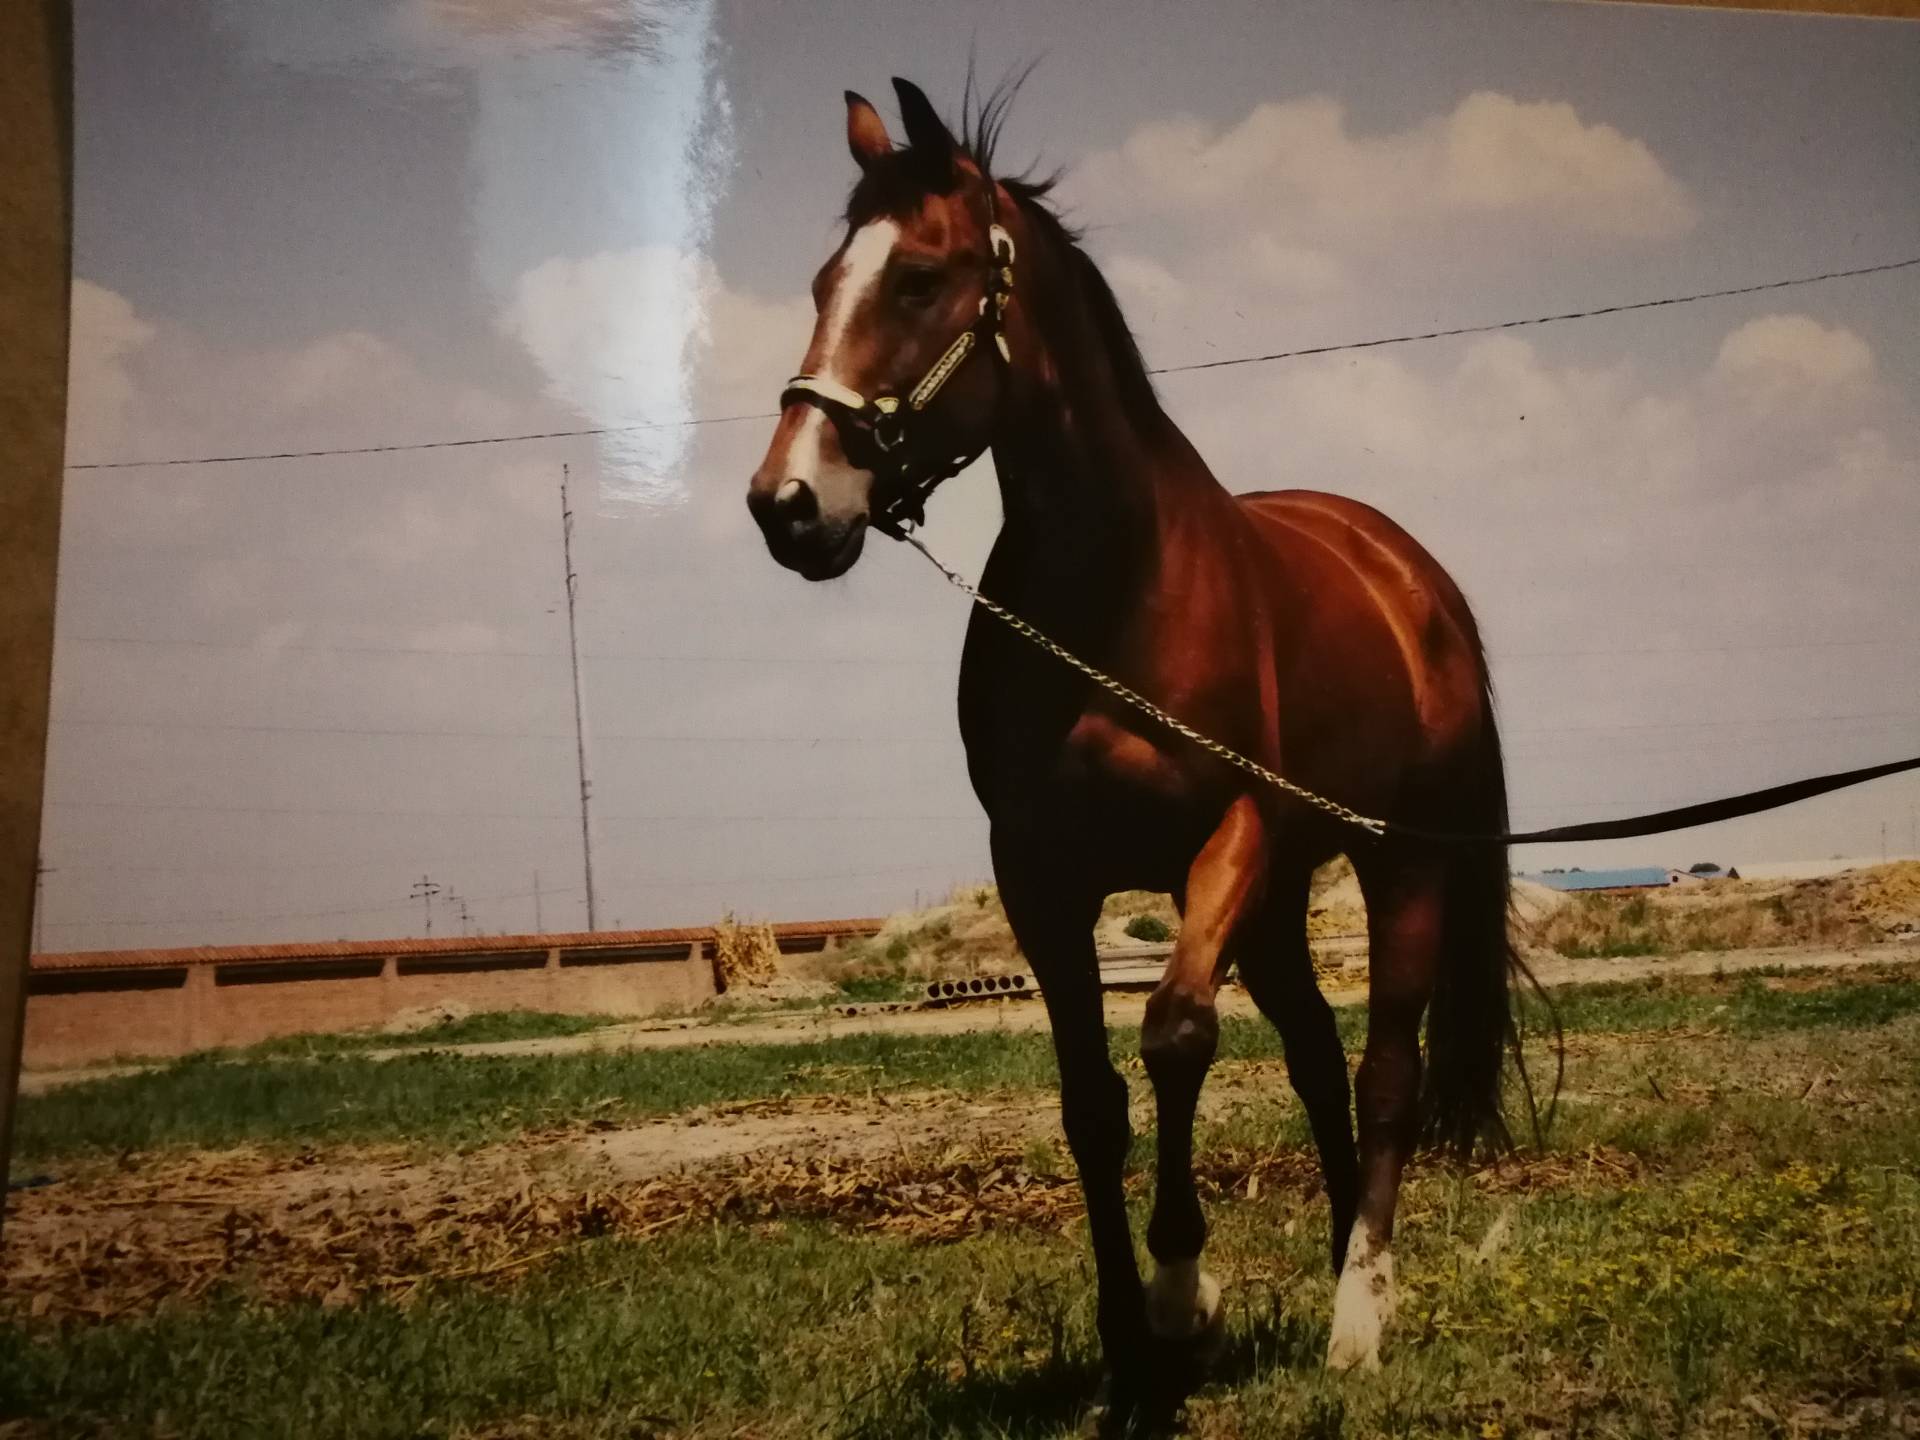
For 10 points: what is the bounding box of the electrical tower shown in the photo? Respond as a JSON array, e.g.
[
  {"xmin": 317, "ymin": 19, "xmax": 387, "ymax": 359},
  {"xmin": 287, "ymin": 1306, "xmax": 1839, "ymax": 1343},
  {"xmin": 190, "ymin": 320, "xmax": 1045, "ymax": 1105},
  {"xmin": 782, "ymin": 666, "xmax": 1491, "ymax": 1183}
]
[{"xmin": 411, "ymin": 876, "xmax": 442, "ymax": 936}]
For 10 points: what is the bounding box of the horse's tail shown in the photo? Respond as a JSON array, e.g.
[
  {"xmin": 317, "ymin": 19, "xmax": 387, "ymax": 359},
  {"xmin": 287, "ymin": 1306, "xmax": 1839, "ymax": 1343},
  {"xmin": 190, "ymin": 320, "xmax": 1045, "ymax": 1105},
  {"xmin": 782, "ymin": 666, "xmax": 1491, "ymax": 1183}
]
[{"xmin": 1419, "ymin": 678, "xmax": 1563, "ymax": 1157}]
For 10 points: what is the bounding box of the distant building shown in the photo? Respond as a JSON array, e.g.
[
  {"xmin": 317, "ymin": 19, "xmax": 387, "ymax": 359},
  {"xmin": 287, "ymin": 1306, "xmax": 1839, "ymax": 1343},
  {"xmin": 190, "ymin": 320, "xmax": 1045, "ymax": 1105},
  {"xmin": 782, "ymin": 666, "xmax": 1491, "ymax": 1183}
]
[{"xmin": 1522, "ymin": 867, "xmax": 1672, "ymax": 893}]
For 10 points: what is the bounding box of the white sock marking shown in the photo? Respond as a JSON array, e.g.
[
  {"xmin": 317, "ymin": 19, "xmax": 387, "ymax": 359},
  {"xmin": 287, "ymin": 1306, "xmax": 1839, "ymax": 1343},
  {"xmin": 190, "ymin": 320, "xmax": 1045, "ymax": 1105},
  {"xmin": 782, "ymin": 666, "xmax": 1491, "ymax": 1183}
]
[{"xmin": 1326, "ymin": 1221, "xmax": 1395, "ymax": 1371}]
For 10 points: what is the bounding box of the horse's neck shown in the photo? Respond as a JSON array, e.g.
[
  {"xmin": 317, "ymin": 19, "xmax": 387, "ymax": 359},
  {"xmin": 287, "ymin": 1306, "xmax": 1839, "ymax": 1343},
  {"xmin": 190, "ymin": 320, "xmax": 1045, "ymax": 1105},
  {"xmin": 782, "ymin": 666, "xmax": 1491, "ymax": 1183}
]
[
  {"xmin": 985, "ymin": 329, "xmax": 1207, "ymax": 643},
  {"xmin": 984, "ymin": 409, "xmax": 1159, "ymax": 634}
]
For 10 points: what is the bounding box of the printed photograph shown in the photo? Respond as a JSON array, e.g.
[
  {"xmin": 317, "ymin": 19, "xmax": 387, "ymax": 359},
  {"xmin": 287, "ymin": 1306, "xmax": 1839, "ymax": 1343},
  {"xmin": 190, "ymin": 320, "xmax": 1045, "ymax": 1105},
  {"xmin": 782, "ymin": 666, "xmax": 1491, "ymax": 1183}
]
[{"xmin": 6, "ymin": 2, "xmax": 1918, "ymax": 1435}]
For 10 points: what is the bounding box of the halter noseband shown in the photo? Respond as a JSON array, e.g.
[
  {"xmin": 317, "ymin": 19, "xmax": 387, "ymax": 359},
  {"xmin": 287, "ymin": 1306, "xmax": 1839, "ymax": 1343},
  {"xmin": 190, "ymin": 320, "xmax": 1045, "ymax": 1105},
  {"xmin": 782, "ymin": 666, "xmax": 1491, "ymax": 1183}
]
[{"xmin": 779, "ymin": 191, "xmax": 1015, "ymax": 540}]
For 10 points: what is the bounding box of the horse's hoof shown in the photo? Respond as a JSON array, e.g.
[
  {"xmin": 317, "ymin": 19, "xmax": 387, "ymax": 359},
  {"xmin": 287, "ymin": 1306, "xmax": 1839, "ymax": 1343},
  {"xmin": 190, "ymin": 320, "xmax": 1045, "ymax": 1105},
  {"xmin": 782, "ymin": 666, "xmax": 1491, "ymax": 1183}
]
[
  {"xmin": 1145, "ymin": 1263, "xmax": 1223, "ymax": 1347},
  {"xmin": 1326, "ymin": 1228, "xmax": 1393, "ymax": 1372},
  {"xmin": 1083, "ymin": 1377, "xmax": 1151, "ymax": 1439},
  {"xmin": 1325, "ymin": 1328, "xmax": 1381, "ymax": 1372}
]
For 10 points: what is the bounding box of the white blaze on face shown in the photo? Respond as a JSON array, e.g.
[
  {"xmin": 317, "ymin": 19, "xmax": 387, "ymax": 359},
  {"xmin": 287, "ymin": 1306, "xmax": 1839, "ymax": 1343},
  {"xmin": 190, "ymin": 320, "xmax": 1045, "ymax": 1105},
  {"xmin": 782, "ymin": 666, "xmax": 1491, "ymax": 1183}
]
[
  {"xmin": 788, "ymin": 220, "xmax": 899, "ymax": 490},
  {"xmin": 1326, "ymin": 1220, "xmax": 1396, "ymax": 1371}
]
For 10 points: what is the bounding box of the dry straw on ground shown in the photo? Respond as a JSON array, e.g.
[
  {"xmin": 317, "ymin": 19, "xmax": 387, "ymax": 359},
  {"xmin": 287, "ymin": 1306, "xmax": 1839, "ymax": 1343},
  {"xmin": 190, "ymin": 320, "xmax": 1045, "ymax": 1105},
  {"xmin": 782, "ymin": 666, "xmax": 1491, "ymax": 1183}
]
[
  {"xmin": 1, "ymin": 1132, "xmax": 1646, "ymax": 1327},
  {"xmin": 710, "ymin": 911, "xmax": 780, "ymax": 992}
]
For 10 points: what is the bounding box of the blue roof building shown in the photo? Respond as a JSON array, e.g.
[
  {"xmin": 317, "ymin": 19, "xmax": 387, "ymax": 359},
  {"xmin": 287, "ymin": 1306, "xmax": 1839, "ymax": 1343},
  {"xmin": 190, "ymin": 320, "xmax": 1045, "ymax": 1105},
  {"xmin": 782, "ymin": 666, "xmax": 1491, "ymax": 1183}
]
[{"xmin": 1522, "ymin": 867, "xmax": 1671, "ymax": 893}]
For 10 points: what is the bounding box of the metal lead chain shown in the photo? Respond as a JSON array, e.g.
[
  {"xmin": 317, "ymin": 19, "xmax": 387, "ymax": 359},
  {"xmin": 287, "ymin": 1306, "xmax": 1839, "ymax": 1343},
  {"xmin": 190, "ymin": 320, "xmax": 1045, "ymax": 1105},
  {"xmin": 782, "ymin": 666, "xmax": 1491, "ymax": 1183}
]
[{"xmin": 899, "ymin": 532, "xmax": 1390, "ymax": 838}]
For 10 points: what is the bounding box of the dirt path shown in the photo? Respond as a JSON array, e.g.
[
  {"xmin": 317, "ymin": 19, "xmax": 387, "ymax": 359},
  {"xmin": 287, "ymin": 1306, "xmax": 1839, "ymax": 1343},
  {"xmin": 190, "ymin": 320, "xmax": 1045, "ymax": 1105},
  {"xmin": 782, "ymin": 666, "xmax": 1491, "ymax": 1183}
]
[
  {"xmin": 299, "ymin": 939, "xmax": 1920, "ymax": 1058},
  {"xmin": 18, "ymin": 941, "xmax": 1917, "ymax": 1097}
]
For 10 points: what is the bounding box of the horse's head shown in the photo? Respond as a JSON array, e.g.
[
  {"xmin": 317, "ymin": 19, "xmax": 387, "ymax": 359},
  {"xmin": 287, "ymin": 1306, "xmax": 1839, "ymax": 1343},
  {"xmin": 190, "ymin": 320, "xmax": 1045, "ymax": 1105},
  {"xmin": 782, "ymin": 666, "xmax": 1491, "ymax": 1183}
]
[{"xmin": 748, "ymin": 79, "xmax": 1016, "ymax": 580}]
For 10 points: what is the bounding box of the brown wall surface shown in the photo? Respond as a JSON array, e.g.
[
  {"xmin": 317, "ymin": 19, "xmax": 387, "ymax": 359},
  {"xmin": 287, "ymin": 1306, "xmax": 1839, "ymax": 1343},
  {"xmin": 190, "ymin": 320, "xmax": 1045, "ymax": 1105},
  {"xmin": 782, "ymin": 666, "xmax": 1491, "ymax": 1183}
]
[
  {"xmin": 23, "ymin": 944, "xmax": 719, "ymax": 1067},
  {"xmin": 0, "ymin": 0, "xmax": 71, "ymax": 1204}
]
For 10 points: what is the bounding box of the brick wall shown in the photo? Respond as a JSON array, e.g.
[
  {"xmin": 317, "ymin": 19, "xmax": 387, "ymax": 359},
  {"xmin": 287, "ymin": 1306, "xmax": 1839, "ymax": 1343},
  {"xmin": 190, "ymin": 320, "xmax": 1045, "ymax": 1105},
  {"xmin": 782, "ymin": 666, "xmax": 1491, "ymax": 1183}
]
[
  {"xmin": 23, "ymin": 921, "xmax": 881, "ymax": 1069},
  {"xmin": 23, "ymin": 940, "xmax": 721, "ymax": 1067}
]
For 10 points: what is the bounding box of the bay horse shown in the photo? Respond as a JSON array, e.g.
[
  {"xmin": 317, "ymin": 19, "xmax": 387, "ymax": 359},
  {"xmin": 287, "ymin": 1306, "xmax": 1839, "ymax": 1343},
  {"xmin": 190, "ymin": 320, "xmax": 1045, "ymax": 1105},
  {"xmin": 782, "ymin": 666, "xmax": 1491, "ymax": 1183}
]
[{"xmin": 747, "ymin": 78, "xmax": 1524, "ymax": 1425}]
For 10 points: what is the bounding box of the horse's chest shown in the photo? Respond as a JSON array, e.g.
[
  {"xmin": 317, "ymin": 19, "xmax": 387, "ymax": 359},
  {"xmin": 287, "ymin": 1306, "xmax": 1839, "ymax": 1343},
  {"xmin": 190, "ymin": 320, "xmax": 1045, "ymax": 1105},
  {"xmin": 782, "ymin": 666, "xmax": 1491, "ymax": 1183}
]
[{"xmin": 1059, "ymin": 709, "xmax": 1190, "ymax": 801}]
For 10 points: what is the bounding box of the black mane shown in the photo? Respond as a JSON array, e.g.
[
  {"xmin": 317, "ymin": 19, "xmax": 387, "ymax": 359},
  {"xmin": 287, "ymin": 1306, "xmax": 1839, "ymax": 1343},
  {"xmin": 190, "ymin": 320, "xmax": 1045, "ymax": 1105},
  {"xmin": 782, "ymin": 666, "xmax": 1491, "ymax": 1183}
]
[{"xmin": 843, "ymin": 72, "xmax": 1168, "ymax": 430}]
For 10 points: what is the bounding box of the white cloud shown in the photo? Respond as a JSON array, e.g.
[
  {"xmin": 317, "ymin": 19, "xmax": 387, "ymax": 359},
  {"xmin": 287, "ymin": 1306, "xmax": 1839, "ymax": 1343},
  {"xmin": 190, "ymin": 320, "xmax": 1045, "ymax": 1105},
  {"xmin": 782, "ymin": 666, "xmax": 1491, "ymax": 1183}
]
[
  {"xmin": 67, "ymin": 279, "xmax": 156, "ymax": 445},
  {"xmin": 1073, "ymin": 90, "xmax": 1698, "ymax": 244},
  {"xmin": 1717, "ymin": 313, "xmax": 1873, "ymax": 385},
  {"xmin": 1713, "ymin": 313, "xmax": 1875, "ymax": 407},
  {"xmin": 1060, "ymin": 90, "xmax": 1697, "ymax": 352},
  {"xmin": 67, "ymin": 281, "xmax": 522, "ymax": 473},
  {"xmin": 501, "ymin": 246, "xmax": 810, "ymax": 508},
  {"xmin": 1104, "ymin": 253, "xmax": 1189, "ymax": 326},
  {"xmin": 1162, "ymin": 311, "xmax": 1913, "ymax": 640}
]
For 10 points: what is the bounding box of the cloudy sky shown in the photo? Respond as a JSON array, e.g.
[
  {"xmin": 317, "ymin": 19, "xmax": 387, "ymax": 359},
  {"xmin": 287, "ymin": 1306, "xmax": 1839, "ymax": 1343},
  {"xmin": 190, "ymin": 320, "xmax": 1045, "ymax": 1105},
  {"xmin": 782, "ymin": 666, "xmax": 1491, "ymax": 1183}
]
[{"xmin": 48, "ymin": 0, "xmax": 1920, "ymax": 950}]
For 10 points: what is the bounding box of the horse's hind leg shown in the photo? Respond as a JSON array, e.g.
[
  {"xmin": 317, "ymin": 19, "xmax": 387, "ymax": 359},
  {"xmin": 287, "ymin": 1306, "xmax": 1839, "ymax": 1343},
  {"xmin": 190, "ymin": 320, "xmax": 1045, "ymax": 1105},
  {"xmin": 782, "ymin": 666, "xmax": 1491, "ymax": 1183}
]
[
  {"xmin": 1234, "ymin": 866, "xmax": 1360, "ymax": 1276},
  {"xmin": 1140, "ymin": 795, "xmax": 1271, "ymax": 1355},
  {"xmin": 1326, "ymin": 853, "xmax": 1445, "ymax": 1371}
]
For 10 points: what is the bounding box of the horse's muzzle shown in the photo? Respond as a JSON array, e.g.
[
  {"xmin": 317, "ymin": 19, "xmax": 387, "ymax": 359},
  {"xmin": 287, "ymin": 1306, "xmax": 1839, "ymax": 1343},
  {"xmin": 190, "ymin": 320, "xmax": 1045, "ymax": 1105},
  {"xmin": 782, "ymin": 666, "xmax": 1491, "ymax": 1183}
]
[{"xmin": 746, "ymin": 478, "xmax": 868, "ymax": 581}]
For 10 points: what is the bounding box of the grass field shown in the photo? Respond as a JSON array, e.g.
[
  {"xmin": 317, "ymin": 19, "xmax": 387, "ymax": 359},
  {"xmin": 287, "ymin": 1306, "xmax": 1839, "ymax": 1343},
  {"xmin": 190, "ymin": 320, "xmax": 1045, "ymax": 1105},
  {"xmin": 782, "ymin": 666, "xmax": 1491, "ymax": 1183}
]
[{"xmin": 5, "ymin": 962, "xmax": 1919, "ymax": 1438}]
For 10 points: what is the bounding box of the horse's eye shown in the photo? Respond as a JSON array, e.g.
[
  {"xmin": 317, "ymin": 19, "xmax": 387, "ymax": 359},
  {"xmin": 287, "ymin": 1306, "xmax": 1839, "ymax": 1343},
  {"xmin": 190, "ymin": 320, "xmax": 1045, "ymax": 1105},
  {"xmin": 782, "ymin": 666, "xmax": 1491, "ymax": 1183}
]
[{"xmin": 895, "ymin": 267, "xmax": 942, "ymax": 306}]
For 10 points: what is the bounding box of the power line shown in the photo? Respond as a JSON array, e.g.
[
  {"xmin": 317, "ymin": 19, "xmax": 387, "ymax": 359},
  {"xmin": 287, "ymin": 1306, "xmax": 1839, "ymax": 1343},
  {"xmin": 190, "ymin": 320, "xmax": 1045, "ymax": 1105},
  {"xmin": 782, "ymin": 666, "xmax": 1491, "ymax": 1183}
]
[
  {"xmin": 42, "ymin": 797, "xmax": 981, "ymax": 820},
  {"xmin": 60, "ymin": 255, "xmax": 1920, "ymax": 473},
  {"xmin": 1494, "ymin": 636, "xmax": 1920, "ymax": 661},
  {"xmin": 1506, "ymin": 709, "xmax": 1918, "ymax": 737},
  {"xmin": 63, "ymin": 410, "xmax": 777, "ymax": 472},
  {"xmin": 59, "ymin": 630, "xmax": 1920, "ymax": 662},
  {"xmin": 41, "ymin": 860, "xmax": 969, "ymax": 931},
  {"xmin": 54, "ymin": 711, "xmax": 1916, "ymax": 743},
  {"xmin": 60, "ymin": 633, "xmax": 952, "ymax": 664},
  {"xmin": 45, "ymin": 799, "xmax": 580, "ymax": 820},
  {"xmin": 45, "ymin": 816, "xmax": 986, "ymax": 871},
  {"xmin": 45, "ymin": 880, "xmax": 585, "ymax": 931},
  {"xmin": 1147, "ymin": 255, "xmax": 1920, "ymax": 377},
  {"xmin": 53, "ymin": 718, "xmax": 960, "ymax": 741}
]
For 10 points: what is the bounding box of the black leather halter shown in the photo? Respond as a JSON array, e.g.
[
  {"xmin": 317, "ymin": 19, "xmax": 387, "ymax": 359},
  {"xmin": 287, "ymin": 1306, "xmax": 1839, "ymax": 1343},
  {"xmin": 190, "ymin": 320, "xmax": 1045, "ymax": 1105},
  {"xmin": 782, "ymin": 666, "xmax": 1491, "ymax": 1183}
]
[{"xmin": 779, "ymin": 190, "xmax": 1015, "ymax": 540}]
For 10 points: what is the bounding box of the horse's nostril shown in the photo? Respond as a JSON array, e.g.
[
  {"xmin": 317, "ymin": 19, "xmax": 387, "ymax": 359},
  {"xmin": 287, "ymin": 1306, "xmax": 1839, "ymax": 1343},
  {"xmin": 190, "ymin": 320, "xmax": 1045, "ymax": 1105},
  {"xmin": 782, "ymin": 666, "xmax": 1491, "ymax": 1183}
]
[{"xmin": 773, "ymin": 478, "xmax": 818, "ymax": 522}]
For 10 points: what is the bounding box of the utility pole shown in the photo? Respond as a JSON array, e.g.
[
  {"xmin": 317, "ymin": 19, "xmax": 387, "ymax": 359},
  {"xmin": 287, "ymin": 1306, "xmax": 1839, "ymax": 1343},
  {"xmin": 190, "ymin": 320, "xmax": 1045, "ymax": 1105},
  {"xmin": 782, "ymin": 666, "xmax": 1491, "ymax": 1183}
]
[
  {"xmin": 560, "ymin": 464, "xmax": 599, "ymax": 931},
  {"xmin": 411, "ymin": 875, "xmax": 441, "ymax": 937},
  {"xmin": 532, "ymin": 870, "xmax": 545, "ymax": 935},
  {"xmin": 445, "ymin": 891, "xmax": 471, "ymax": 937},
  {"xmin": 33, "ymin": 856, "xmax": 52, "ymax": 956}
]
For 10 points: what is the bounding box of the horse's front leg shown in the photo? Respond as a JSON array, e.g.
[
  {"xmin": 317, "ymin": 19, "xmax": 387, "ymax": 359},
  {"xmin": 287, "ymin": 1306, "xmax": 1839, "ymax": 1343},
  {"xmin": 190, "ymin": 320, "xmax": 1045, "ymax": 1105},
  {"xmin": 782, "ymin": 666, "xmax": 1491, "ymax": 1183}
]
[
  {"xmin": 993, "ymin": 838, "xmax": 1147, "ymax": 1423},
  {"xmin": 1140, "ymin": 795, "xmax": 1270, "ymax": 1377}
]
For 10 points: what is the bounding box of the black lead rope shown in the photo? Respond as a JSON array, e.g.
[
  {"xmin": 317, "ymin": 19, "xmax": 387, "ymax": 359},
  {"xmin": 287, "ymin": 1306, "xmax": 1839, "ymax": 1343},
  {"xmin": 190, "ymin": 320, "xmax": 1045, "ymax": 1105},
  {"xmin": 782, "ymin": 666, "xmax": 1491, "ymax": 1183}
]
[{"xmin": 1401, "ymin": 752, "xmax": 1920, "ymax": 848}]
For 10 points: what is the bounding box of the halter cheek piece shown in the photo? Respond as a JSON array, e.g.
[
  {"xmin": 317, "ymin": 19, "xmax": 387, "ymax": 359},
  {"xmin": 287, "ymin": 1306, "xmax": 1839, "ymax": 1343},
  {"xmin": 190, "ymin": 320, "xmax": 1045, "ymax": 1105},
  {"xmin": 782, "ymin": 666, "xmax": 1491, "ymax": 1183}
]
[{"xmin": 779, "ymin": 199, "xmax": 1015, "ymax": 541}]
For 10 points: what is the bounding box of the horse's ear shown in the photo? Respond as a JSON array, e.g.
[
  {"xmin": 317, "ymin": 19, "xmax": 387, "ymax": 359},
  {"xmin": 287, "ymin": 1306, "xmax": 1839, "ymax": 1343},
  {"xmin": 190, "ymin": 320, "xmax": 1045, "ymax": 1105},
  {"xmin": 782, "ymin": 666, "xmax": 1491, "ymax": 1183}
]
[
  {"xmin": 891, "ymin": 77, "xmax": 955, "ymax": 183},
  {"xmin": 845, "ymin": 90, "xmax": 893, "ymax": 171}
]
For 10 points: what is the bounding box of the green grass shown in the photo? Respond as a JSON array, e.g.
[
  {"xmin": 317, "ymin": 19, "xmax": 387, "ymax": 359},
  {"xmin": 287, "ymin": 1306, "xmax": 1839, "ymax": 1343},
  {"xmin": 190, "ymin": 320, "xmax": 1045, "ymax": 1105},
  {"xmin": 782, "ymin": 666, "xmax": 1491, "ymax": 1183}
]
[
  {"xmin": 234, "ymin": 1010, "xmax": 624, "ymax": 1059},
  {"xmin": 4, "ymin": 1161, "xmax": 1915, "ymax": 1437},
  {"xmin": 833, "ymin": 972, "xmax": 922, "ymax": 1003},
  {"xmin": 6, "ymin": 971, "xmax": 1920, "ymax": 1437},
  {"xmin": 1124, "ymin": 914, "xmax": 1173, "ymax": 943},
  {"xmin": 1517, "ymin": 969, "xmax": 1920, "ymax": 1037},
  {"xmin": 15, "ymin": 971, "xmax": 1920, "ymax": 1164},
  {"xmin": 9, "ymin": 1029, "xmax": 1071, "ymax": 1162}
]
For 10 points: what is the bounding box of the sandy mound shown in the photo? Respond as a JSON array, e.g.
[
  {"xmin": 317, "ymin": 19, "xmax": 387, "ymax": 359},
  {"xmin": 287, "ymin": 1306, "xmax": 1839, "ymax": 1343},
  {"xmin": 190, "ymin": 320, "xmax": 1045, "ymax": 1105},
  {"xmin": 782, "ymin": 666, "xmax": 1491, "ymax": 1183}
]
[
  {"xmin": 1509, "ymin": 878, "xmax": 1571, "ymax": 929},
  {"xmin": 1839, "ymin": 861, "xmax": 1920, "ymax": 935}
]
